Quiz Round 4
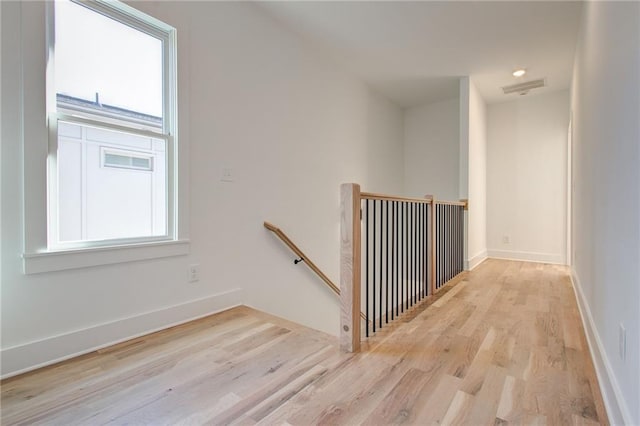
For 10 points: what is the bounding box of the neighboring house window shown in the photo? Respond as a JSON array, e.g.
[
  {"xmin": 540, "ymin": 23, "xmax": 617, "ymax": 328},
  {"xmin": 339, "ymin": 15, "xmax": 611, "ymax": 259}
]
[{"xmin": 48, "ymin": 0, "xmax": 177, "ymax": 249}]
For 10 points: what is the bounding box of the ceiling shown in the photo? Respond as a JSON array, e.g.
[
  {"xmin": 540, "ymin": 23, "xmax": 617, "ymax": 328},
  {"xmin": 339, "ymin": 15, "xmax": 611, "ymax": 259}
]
[{"xmin": 257, "ymin": 1, "xmax": 583, "ymax": 107}]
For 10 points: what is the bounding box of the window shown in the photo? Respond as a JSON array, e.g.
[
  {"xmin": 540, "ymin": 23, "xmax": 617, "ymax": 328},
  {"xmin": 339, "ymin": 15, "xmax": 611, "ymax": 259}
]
[
  {"xmin": 47, "ymin": 0, "xmax": 177, "ymax": 249},
  {"xmin": 103, "ymin": 150, "xmax": 154, "ymax": 172}
]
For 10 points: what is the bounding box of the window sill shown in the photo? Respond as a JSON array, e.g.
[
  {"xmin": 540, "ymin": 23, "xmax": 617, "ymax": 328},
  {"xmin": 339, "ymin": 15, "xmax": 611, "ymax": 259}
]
[{"xmin": 23, "ymin": 239, "xmax": 190, "ymax": 274}]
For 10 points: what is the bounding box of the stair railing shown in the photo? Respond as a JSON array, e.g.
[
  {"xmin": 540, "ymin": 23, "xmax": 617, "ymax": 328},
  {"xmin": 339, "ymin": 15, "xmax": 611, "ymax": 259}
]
[
  {"xmin": 433, "ymin": 200, "xmax": 467, "ymax": 290},
  {"xmin": 340, "ymin": 183, "xmax": 467, "ymax": 352}
]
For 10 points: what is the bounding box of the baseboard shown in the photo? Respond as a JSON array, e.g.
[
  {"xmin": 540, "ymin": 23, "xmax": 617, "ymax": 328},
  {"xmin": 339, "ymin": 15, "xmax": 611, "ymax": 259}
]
[
  {"xmin": 1, "ymin": 289, "xmax": 244, "ymax": 379},
  {"xmin": 570, "ymin": 270, "xmax": 631, "ymax": 425},
  {"xmin": 465, "ymin": 249, "xmax": 487, "ymax": 271},
  {"xmin": 487, "ymin": 249, "xmax": 565, "ymax": 265}
]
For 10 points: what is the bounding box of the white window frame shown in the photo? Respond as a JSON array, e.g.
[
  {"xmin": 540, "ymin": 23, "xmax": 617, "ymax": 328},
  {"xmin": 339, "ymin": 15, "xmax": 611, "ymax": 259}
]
[{"xmin": 20, "ymin": 0, "xmax": 188, "ymax": 274}]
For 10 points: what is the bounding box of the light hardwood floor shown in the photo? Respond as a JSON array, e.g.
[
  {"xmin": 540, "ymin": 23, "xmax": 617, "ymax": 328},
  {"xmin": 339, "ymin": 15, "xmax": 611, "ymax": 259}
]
[{"xmin": 1, "ymin": 259, "xmax": 607, "ymax": 425}]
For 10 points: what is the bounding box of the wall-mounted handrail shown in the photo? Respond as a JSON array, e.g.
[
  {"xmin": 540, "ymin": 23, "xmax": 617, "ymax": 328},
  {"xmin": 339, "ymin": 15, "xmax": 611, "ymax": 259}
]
[
  {"xmin": 264, "ymin": 221, "xmax": 340, "ymax": 294},
  {"xmin": 264, "ymin": 221, "xmax": 368, "ymax": 322}
]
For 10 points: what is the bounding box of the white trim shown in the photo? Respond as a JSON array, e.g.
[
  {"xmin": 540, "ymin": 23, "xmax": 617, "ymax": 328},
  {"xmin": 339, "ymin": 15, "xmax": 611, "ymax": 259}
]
[
  {"xmin": 487, "ymin": 249, "xmax": 565, "ymax": 265},
  {"xmin": 570, "ymin": 270, "xmax": 631, "ymax": 425},
  {"xmin": 55, "ymin": 112, "xmax": 165, "ymax": 140},
  {"xmin": 89, "ymin": 0, "xmax": 175, "ymax": 40},
  {"xmin": 0, "ymin": 289, "xmax": 245, "ymax": 379},
  {"xmin": 466, "ymin": 249, "xmax": 487, "ymax": 270},
  {"xmin": 23, "ymin": 239, "xmax": 190, "ymax": 274}
]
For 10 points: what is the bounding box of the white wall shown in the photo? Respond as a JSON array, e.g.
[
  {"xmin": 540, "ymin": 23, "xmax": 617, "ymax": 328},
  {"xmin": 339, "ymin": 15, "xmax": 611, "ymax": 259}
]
[
  {"xmin": 487, "ymin": 91, "xmax": 569, "ymax": 264},
  {"xmin": 0, "ymin": 1, "xmax": 404, "ymax": 377},
  {"xmin": 460, "ymin": 77, "xmax": 488, "ymax": 269},
  {"xmin": 570, "ymin": 2, "xmax": 640, "ymax": 424},
  {"xmin": 404, "ymin": 97, "xmax": 459, "ymax": 200}
]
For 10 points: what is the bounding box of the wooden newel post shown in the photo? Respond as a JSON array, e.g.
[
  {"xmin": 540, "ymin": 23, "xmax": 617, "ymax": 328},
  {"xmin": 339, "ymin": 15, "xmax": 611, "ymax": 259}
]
[{"xmin": 340, "ymin": 183, "xmax": 361, "ymax": 352}]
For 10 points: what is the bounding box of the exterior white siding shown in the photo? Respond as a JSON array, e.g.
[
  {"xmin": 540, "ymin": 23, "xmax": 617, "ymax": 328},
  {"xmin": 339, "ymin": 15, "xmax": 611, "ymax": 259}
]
[{"xmin": 58, "ymin": 121, "xmax": 166, "ymax": 242}]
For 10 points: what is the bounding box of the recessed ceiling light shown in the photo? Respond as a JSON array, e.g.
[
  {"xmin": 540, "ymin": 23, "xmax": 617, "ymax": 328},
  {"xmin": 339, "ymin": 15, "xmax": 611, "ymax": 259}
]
[{"xmin": 513, "ymin": 69, "xmax": 526, "ymax": 77}]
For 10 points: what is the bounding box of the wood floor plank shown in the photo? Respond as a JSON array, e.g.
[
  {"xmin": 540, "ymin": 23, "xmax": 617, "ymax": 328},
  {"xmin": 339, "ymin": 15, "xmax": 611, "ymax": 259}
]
[
  {"xmin": 440, "ymin": 390, "xmax": 475, "ymax": 425},
  {"xmin": 411, "ymin": 373, "xmax": 462, "ymax": 425},
  {"xmin": 465, "ymin": 364, "xmax": 508, "ymax": 424},
  {"xmin": 362, "ymin": 367, "xmax": 431, "ymax": 424},
  {"xmin": 497, "ymin": 375, "xmax": 522, "ymax": 421},
  {"xmin": 1, "ymin": 259, "xmax": 609, "ymax": 425},
  {"xmin": 299, "ymin": 356, "xmax": 409, "ymax": 425}
]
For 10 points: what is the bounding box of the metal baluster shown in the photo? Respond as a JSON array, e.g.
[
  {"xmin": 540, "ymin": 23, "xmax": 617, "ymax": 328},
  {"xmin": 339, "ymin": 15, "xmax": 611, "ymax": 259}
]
[
  {"xmin": 393, "ymin": 201, "xmax": 400, "ymax": 316},
  {"xmin": 416, "ymin": 203, "xmax": 419, "ymax": 302},
  {"xmin": 426, "ymin": 203, "xmax": 430, "ymax": 296},
  {"xmin": 460, "ymin": 206, "xmax": 463, "ymax": 273},
  {"xmin": 450, "ymin": 205, "xmax": 453, "ymax": 280},
  {"xmin": 439, "ymin": 204, "xmax": 443, "ymax": 289},
  {"xmin": 379, "ymin": 199, "xmax": 383, "ymax": 330},
  {"xmin": 460, "ymin": 206, "xmax": 464, "ymax": 273},
  {"xmin": 385, "ymin": 200, "xmax": 389, "ymax": 324},
  {"xmin": 436, "ymin": 204, "xmax": 440, "ymax": 290},
  {"xmin": 413, "ymin": 203, "xmax": 417, "ymax": 305},
  {"xmin": 445, "ymin": 205, "xmax": 448, "ymax": 284},
  {"xmin": 416, "ymin": 203, "xmax": 419, "ymax": 300},
  {"xmin": 426, "ymin": 203, "xmax": 434, "ymax": 294},
  {"xmin": 392, "ymin": 201, "xmax": 396, "ymax": 320},
  {"xmin": 435, "ymin": 204, "xmax": 438, "ymax": 290},
  {"xmin": 425, "ymin": 203, "xmax": 429, "ymax": 296},
  {"xmin": 399, "ymin": 201, "xmax": 402, "ymax": 314},
  {"xmin": 434, "ymin": 204, "xmax": 437, "ymax": 290},
  {"xmin": 373, "ymin": 200, "xmax": 376, "ymax": 334},
  {"xmin": 418, "ymin": 203, "xmax": 422, "ymax": 300},
  {"xmin": 414, "ymin": 202, "xmax": 418, "ymax": 304},
  {"xmin": 444, "ymin": 204, "xmax": 447, "ymax": 282},
  {"xmin": 408, "ymin": 202, "xmax": 411, "ymax": 305},
  {"xmin": 453, "ymin": 205, "xmax": 457, "ymax": 276},
  {"xmin": 420, "ymin": 204, "xmax": 425, "ymax": 299},
  {"xmin": 448, "ymin": 205, "xmax": 452, "ymax": 282},
  {"xmin": 416, "ymin": 202, "xmax": 419, "ymax": 304},
  {"xmin": 420, "ymin": 204, "xmax": 427, "ymax": 298},
  {"xmin": 452, "ymin": 205, "xmax": 455, "ymax": 279},
  {"xmin": 419, "ymin": 202, "xmax": 422, "ymax": 300},
  {"xmin": 365, "ymin": 199, "xmax": 369, "ymax": 337},
  {"xmin": 410, "ymin": 202, "xmax": 414, "ymax": 306},
  {"xmin": 460, "ymin": 206, "xmax": 463, "ymax": 274},
  {"xmin": 456, "ymin": 206, "xmax": 460, "ymax": 275},
  {"xmin": 459, "ymin": 206, "xmax": 462, "ymax": 275},
  {"xmin": 404, "ymin": 201, "xmax": 408, "ymax": 311}
]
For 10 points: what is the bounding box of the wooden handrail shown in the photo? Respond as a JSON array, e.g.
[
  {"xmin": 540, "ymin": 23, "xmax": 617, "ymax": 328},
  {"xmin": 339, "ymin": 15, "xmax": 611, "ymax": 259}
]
[
  {"xmin": 264, "ymin": 221, "xmax": 367, "ymax": 322},
  {"xmin": 361, "ymin": 191, "xmax": 467, "ymax": 210},
  {"xmin": 434, "ymin": 199, "xmax": 467, "ymax": 207},
  {"xmin": 361, "ymin": 191, "xmax": 434, "ymax": 204},
  {"xmin": 264, "ymin": 221, "xmax": 339, "ymax": 294}
]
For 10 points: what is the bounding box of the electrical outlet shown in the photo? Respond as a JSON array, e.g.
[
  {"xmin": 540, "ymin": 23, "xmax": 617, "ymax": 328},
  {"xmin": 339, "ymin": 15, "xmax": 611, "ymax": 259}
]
[
  {"xmin": 188, "ymin": 264, "xmax": 200, "ymax": 282},
  {"xmin": 502, "ymin": 235, "xmax": 510, "ymax": 244},
  {"xmin": 221, "ymin": 167, "xmax": 234, "ymax": 182},
  {"xmin": 619, "ymin": 323, "xmax": 626, "ymax": 362}
]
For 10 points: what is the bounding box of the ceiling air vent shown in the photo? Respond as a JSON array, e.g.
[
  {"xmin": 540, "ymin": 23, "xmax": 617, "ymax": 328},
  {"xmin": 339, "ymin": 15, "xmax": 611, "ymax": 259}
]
[{"xmin": 502, "ymin": 78, "xmax": 546, "ymax": 96}]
